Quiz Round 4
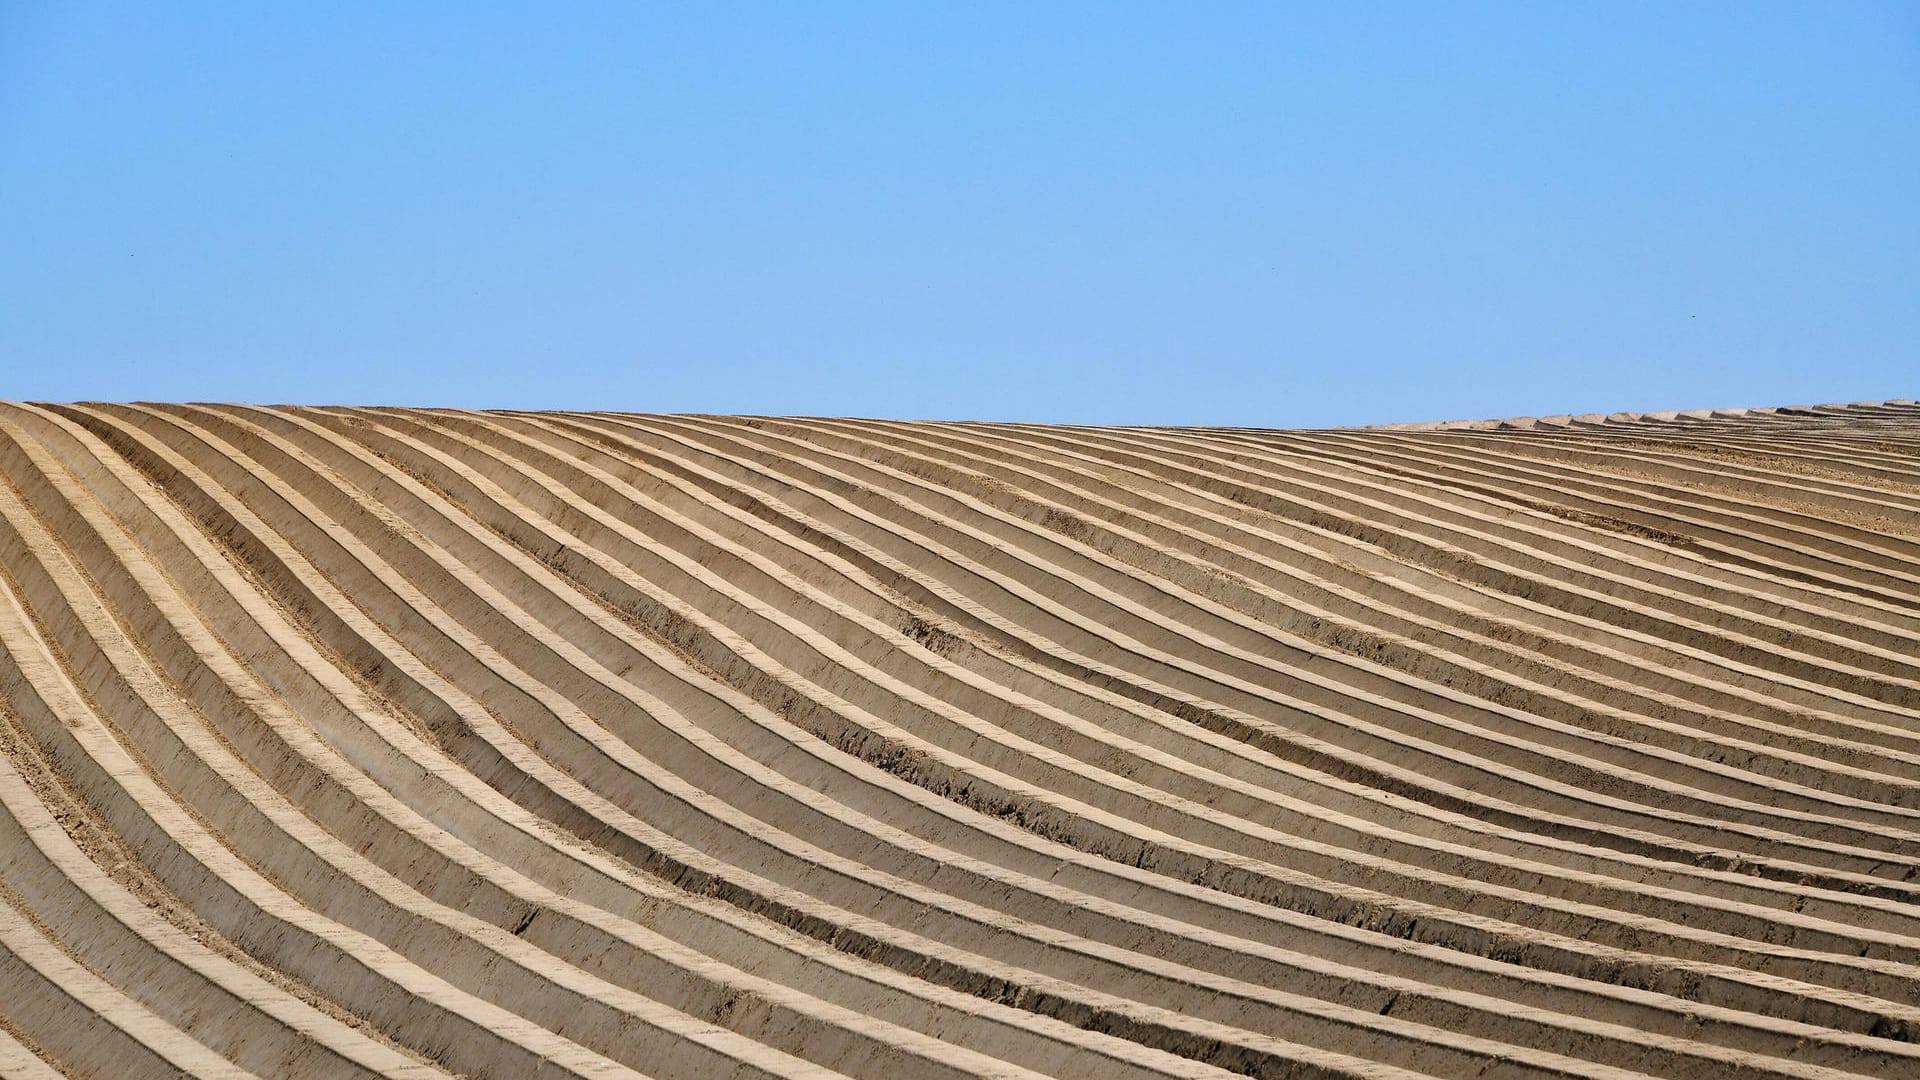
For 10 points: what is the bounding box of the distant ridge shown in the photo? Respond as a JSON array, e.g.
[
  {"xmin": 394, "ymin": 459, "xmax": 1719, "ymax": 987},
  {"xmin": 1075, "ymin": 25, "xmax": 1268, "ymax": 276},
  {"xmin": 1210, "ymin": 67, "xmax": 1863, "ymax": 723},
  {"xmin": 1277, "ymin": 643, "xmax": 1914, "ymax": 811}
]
[
  {"xmin": 2, "ymin": 400, "xmax": 1919, "ymax": 1078},
  {"xmin": 1364, "ymin": 397, "xmax": 1920, "ymax": 431}
]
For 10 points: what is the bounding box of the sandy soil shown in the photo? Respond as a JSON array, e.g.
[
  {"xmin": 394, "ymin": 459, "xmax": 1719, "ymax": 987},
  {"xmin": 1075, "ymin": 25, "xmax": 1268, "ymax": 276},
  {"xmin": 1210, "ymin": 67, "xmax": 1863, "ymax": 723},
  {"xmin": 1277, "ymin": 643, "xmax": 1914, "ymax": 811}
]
[{"xmin": 1, "ymin": 399, "xmax": 1918, "ymax": 1078}]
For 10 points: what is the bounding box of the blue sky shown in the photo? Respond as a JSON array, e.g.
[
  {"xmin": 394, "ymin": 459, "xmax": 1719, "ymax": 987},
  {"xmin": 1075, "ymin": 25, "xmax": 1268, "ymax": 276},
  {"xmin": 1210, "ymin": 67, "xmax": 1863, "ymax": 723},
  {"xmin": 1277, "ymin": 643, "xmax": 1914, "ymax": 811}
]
[{"xmin": 2, "ymin": 3, "xmax": 1915, "ymax": 425}]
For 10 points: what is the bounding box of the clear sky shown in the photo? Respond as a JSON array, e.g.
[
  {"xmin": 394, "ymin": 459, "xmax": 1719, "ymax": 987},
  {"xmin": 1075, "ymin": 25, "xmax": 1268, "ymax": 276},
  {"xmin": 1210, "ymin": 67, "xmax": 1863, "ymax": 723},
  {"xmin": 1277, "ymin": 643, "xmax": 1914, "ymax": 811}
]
[{"xmin": 2, "ymin": 3, "xmax": 1915, "ymax": 426}]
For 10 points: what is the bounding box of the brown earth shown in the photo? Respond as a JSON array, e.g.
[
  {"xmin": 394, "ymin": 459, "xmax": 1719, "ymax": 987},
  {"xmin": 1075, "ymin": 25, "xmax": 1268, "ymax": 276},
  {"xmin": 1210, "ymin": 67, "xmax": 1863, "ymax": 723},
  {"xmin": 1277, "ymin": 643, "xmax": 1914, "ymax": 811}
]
[{"xmin": 1, "ymin": 398, "xmax": 1919, "ymax": 1078}]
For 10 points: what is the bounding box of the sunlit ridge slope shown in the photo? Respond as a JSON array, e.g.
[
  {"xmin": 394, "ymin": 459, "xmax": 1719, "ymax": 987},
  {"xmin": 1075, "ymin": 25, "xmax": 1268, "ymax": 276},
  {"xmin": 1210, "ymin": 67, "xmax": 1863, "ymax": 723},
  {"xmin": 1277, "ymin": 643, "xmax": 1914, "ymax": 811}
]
[{"xmin": 2, "ymin": 400, "xmax": 1919, "ymax": 1079}]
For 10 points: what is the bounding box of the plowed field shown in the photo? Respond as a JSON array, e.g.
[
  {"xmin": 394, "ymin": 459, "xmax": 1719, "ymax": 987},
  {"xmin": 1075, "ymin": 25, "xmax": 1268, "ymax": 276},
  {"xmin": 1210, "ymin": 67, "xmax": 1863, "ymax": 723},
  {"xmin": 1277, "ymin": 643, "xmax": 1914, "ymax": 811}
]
[{"xmin": 4, "ymin": 401, "xmax": 1919, "ymax": 1078}]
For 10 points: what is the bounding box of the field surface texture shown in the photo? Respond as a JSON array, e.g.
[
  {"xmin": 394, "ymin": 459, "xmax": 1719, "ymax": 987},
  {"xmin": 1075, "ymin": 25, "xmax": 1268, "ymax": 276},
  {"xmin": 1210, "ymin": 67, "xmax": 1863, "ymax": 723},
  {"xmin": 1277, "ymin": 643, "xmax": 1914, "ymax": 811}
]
[{"xmin": 2, "ymin": 401, "xmax": 1919, "ymax": 1079}]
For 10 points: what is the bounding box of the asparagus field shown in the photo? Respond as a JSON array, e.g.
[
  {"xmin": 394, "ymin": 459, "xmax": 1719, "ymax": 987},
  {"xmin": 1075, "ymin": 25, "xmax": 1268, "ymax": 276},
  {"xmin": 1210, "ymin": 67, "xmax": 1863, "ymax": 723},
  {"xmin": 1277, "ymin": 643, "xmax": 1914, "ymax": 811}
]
[{"xmin": 3, "ymin": 400, "xmax": 1920, "ymax": 1079}]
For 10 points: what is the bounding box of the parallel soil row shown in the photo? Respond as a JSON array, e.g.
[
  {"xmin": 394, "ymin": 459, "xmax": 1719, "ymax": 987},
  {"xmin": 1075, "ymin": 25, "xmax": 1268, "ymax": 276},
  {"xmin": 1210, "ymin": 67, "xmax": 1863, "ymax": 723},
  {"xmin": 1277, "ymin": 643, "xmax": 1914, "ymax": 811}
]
[{"xmin": 2, "ymin": 399, "xmax": 1918, "ymax": 1078}]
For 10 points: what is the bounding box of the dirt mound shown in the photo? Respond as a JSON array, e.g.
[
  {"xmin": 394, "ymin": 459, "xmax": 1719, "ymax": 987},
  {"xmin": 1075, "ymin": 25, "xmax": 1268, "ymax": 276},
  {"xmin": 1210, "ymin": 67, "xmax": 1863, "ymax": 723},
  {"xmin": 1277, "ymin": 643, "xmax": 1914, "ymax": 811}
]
[{"xmin": 3, "ymin": 400, "xmax": 1919, "ymax": 1078}]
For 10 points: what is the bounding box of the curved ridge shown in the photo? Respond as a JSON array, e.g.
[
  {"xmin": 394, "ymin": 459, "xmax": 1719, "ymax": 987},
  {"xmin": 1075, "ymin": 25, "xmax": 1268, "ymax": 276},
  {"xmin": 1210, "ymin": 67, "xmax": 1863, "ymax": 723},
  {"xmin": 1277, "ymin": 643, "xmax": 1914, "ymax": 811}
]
[{"xmin": 2, "ymin": 399, "xmax": 1918, "ymax": 1078}]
